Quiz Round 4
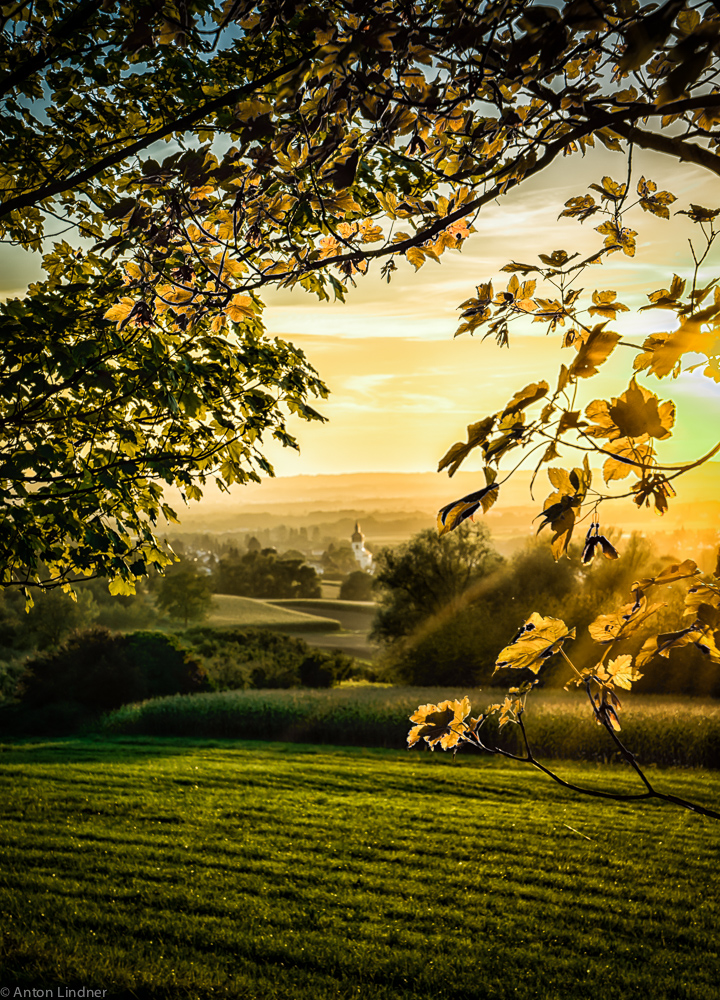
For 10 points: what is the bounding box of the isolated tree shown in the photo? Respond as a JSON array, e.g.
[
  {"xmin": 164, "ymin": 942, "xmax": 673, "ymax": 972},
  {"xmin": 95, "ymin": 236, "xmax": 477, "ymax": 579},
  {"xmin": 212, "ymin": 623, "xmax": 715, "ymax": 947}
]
[
  {"xmin": 155, "ymin": 562, "xmax": 214, "ymax": 626},
  {"xmin": 339, "ymin": 570, "xmax": 374, "ymax": 601},
  {"xmin": 371, "ymin": 522, "xmax": 503, "ymax": 646}
]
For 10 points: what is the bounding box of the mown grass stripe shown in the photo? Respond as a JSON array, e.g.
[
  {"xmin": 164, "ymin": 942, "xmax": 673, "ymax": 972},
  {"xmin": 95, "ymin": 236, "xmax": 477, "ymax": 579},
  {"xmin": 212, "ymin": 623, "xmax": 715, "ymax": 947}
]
[{"xmin": 1, "ymin": 739, "xmax": 719, "ymax": 999}]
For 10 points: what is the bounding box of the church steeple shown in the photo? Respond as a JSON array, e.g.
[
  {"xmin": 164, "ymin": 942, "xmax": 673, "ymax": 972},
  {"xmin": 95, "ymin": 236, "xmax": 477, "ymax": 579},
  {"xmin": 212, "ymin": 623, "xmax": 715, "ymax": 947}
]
[{"xmin": 350, "ymin": 521, "xmax": 373, "ymax": 572}]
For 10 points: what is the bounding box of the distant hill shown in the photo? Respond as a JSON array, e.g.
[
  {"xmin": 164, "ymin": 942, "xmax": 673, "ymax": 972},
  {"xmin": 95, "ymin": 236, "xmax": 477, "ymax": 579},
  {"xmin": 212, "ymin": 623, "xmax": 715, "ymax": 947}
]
[{"xmin": 167, "ymin": 464, "xmax": 720, "ymax": 551}]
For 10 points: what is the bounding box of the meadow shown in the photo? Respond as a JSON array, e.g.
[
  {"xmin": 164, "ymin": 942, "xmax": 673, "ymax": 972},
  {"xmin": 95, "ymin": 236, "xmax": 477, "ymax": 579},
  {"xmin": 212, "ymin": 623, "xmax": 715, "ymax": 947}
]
[
  {"xmin": 0, "ymin": 738, "xmax": 719, "ymax": 1000},
  {"xmin": 100, "ymin": 686, "xmax": 720, "ymax": 768},
  {"xmin": 204, "ymin": 595, "xmax": 341, "ymax": 633}
]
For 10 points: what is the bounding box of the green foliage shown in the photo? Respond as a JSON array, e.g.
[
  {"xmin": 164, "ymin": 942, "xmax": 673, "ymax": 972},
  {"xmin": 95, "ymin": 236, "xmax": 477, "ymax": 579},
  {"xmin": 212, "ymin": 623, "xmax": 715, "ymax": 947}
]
[
  {"xmin": 96, "ymin": 685, "xmax": 720, "ymax": 769},
  {"xmin": 215, "ymin": 549, "xmax": 321, "ymax": 599},
  {"xmin": 0, "ymin": 265, "xmax": 327, "ymax": 592},
  {"xmin": 0, "ymin": 586, "xmax": 99, "ymax": 653},
  {"xmin": 17, "ymin": 627, "xmax": 209, "ymax": 714},
  {"xmin": 371, "ymin": 522, "xmax": 503, "ymax": 650},
  {"xmin": 339, "ymin": 570, "xmax": 374, "ymax": 601},
  {"xmin": 181, "ymin": 626, "xmax": 353, "ymax": 691},
  {"xmin": 155, "ymin": 560, "xmax": 214, "ymax": 626}
]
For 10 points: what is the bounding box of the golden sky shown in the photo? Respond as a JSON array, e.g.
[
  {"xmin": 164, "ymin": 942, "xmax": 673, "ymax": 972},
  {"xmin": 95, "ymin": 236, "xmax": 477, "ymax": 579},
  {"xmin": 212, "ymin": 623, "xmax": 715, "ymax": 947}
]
[
  {"xmin": 2, "ymin": 145, "xmax": 719, "ymax": 488},
  {"xmin": 257, "ymin": 147, "xmax": 720, "ymax": 479}
]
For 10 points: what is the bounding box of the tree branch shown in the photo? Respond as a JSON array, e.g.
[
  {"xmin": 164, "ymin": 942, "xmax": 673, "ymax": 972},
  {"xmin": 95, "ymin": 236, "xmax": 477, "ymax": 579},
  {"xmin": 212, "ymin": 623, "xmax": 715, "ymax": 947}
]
[
  {"xmin": 610, "ymin": 120, "xmax": 720, "ymax": 176},
  {"xmin": 0, "ymin": 48, "xmax": 319, "ymax": 221},
  {"xmin": 0, "ymin": 0, "xmax": 106, "ymax": 97}
]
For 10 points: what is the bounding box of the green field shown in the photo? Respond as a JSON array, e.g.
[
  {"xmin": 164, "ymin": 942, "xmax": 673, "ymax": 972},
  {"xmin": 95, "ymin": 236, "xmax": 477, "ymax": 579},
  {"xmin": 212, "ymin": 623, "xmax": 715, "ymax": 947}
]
[
  {"xmin": 0, "ymin": 738, "xmax": 719, "ymax": 999},
  {"xmin": 100, "ymin": 686, "xmax": 720, "ymax": 768},
  {"xmin": 265, "ymin": 599, "xmax": 377, "ymax": 658},
  {"xmin": 205, "ymin": 595, "xmax": 341, "ymax": 632},
  {"xmin": 267, "ymin": 599, "xmax": 376, "ymax": 632}
]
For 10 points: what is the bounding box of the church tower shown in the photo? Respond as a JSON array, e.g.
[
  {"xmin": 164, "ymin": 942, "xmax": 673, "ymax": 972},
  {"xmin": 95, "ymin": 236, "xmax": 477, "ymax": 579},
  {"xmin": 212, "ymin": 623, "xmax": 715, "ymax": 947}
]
[{"xmin": 350, "ymin": 522, "xmax": 373, "ymax": 572}]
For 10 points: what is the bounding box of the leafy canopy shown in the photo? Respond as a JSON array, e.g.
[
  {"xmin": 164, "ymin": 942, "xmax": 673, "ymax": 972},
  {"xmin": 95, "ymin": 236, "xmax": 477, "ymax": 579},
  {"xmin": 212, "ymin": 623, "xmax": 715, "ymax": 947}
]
[{"xmin": 3, "ymin": 0, "xmax": 720, "ymax": 599}]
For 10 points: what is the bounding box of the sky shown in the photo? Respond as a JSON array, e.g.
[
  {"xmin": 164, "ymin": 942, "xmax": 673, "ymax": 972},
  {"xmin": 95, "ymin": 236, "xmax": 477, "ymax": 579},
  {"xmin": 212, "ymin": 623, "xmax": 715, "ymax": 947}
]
[
  {"xmin": 3, "ymin": 143, "xmax": 720, "ymax": 488},
  {"xmin": 253, "ymin": 145, "xmax": 720, "ymax": 479}
]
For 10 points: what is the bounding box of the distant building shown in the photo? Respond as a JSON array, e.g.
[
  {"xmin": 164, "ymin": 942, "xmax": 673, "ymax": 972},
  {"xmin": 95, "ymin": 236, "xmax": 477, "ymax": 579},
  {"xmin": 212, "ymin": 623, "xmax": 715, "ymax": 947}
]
[{"xmin": 350, "ymin": 522, "xmax": 373, "ymax": 573}]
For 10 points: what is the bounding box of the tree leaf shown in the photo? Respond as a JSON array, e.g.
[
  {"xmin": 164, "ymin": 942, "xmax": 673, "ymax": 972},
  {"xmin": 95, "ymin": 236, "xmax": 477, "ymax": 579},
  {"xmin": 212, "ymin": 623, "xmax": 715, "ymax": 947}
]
[
  {"xmin": 407, "ymin": 697, "xmax": 472, "ymax": 750},
  {"xmin": 495, "ymin": 613, "xmax": 575, "ymax": 674},
  {"xmin": 594, "ymin": 654, "xmax": 642, "ymax": 691},
  {"xmin": 501, "ymin": 381, "xmax": 549, "ymax": 417},
  {"xmin": 588, "ymin": 597, "xmax": 664, "ymax": 644},
  {"xmin": 569, "ymin": 327, "xmax": 621, "ymax": 378},
  {"xmin": 437, "ymin": 484, "xmax": 499, "ymax": 536},
  {"xmin": 437, "ymin": 416, "xmax": 495, "ymax": 476}
]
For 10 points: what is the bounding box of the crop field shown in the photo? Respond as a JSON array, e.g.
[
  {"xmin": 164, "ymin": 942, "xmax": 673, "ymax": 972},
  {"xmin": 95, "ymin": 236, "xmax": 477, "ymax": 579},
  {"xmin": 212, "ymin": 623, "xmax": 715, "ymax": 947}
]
[
  {"xmin": 0, "ymin": 738, "xmax": 719, "ymax": 1000},
  {"xmin": 100, "ymin": 686, "xmax": 720, "ymax": 768},
  {"xmin": 205, "ymin": 595, "xmax": 340, "ymax": 633}
]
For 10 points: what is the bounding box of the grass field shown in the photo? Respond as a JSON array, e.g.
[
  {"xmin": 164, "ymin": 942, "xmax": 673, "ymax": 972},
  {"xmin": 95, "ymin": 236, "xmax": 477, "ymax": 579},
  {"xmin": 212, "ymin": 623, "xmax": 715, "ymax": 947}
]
[
  {"xmin": 1, "ymin": 738, "xmax": 719, "ymax": 999},
  {"xmin": 205, "ymin": 595, "xmax": 341, "ymax": 633},
  {"xmin": 266, "ymin": 599, "xmax": 377, "ymax": 658},
  {"xmin": 267, "ymin": 599, "xmax": 376, "ymax": 633},
  {"xmin": 100, "ymin": 686, "xmax": 720, "ymax": 768}
]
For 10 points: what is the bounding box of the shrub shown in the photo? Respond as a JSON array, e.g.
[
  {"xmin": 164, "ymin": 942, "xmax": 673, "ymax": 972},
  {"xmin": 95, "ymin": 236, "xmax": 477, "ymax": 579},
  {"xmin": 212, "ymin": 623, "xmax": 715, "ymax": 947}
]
[
  {"xmin": 182, "ymin": 627, "xmax": 307, "ymax": 689},
  {"xmin": 17, "ymin": 627, "xmax": 209, "ymax": 713},
  {"xmin": 339, "ymin": 571, "xmax": 374, "ymax": 601},
  {"xmin": 181, "ymin": 627, "xmax": 357, "ymax": 690}
]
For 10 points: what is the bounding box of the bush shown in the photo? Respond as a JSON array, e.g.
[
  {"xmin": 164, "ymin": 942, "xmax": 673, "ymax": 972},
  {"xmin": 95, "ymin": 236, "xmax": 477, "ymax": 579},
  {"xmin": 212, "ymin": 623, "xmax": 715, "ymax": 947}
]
[
  {"xmin": 339, "ymin": 571, "xmax": 374, "ymax": 601},
  {"xmin": 181, "ymin": 627, "xmax": 357, "ymax": 690},
  {"xmin": 374, "ymin": 530, "xmax": 717, "ymax": 694},
  {"xmin": 17, "ymin": 627, "xmax": 209, "ymax": 713},
  {"xmin": 300, "ymin": 649, "xmax": 352, "ymax": 688}
]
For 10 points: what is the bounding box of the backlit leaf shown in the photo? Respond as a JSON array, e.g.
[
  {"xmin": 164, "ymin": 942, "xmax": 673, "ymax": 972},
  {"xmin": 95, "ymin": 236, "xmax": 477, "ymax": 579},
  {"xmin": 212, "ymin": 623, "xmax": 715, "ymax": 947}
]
[
  {"xmin": 594, "ymin": 654, "xmax": 642, "ymax": 691},
  {"xmin": 494, "ymin": 612, "xmax": 575, "ymax": 674},
  {"xmin": 407, "ymin": 697, "xmax": 472, "ymax": 750},
  {"xmin": 569, "ymin": 327, "xmax": 621, "ymax": 378},
  {"xmin": 588, "ymin": 596, "xmax": 663, "ymax": 644},
  {"xmin": 103, "ymin": 297, "xmax": 136, "ymax": 325},
  {"xmin": 437, "ymin": 416, "xmax": 495, "ymax": 476},
  {"xmin": 437, "ymin": 484, "xmax": 499, "ymax": 536}
]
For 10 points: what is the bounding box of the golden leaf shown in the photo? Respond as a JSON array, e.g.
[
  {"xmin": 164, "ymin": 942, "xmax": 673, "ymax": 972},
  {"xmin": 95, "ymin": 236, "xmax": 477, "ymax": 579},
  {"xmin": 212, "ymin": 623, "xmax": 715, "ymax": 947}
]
[
  {"xmin": 637, "ymin": 627, "xmax": 720, "ymax": 668},
  {"xmin": 588, "ymin": 597, "xmax": 664, "ymax": 644},
  {"xmin": 437, "ymin": 484, "xmax": 499, "ymax": 536},
  {"xmin": 494, "ymin": 613, "xmax": 575, "ymax": 674},
  {"xmin": 594, "ymin": 654, "xmax": 642, "ymax": 691},
  {"xmin": 225, "ymin": 294, "xmax": 255, "ymax": 322},
  {"xmin": 437, "ymin": 416, "xmax": 495, "ymax": 476},
  {"xmin": 406, "ymin": 246, "xmax": 426, "ymax": 270},
  {"xmin": 501, "ymin": 381, "xmax": 549, "ymax": 417},
  {"xmin": 103, "ymin": 297, "xmax": 136, "ymax": 324},
  {"xmin": 407, "ymin": 697, "xmax": 472, "ymax": 750},
  {"xmin": 589, "ymin": 289, "xmax": 630, "ymax": 319},
  {"xmin": 684, "ymin": 583, "xmax": 720, "ymax": 618},
  {"xmin": 606, "ymin": 377, "xmax": 675, "ymax": 439},
  {"xmin": 569, "ymin": 327, "xmax": 621, "ymax": 378},
  {"xmin": 602, "ymin": 439, "xmax": 655, "ymax": 483},
  {"xmin": 595, "ymin": 220, "xmax": 637, "ymax": 256},
  {"xmin": 642, "ymin": 318, "xmax": 713, "ymax": 379},
  {"xmin": 632, "ymin": 559, "xmax": 699, "ymax": 600}
]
